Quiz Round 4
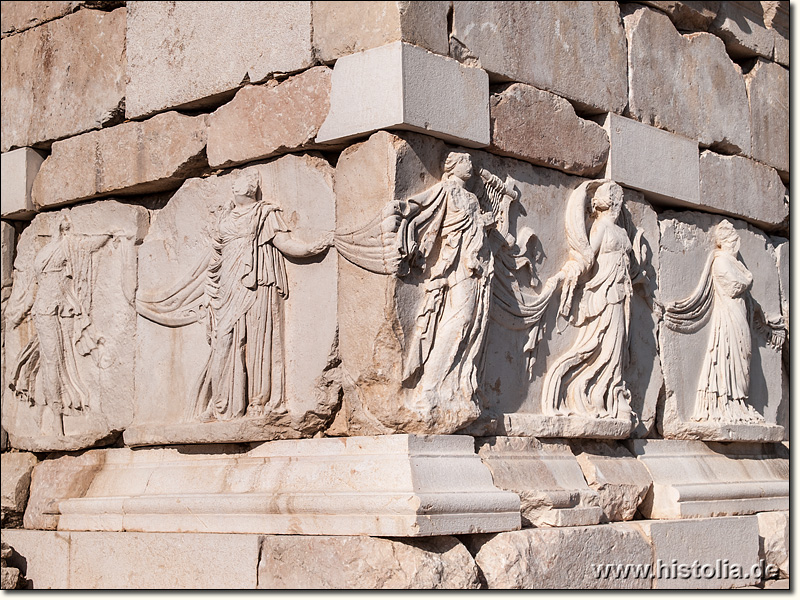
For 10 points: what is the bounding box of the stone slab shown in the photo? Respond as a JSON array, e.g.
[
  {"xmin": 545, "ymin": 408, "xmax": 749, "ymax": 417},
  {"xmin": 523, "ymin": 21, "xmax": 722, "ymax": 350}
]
[
  {"xmin": 1, "ymin": 2, "xmax": 78, "ymax": 37},
  {"xmin": 0, "ymin": 220, "xmax": 15, "ymax": 289},
  {"xmin": 602, "ymin": 113, "xmax": 699, "ymax": 206},
  {"xmin": 709, "ymin": 1, "xmax": 774, "ymax": 59},
  {"xmin": 0, "ymin": 452, "xmax": 38, "ymax": 527},
  {"xmin": 452, "ymin": 1, "xmax": 627, "ymax": 114},
  {"xmin": 1, "ymin": 148, "xmax": 45, "ymax": 219},
  {"xmin": 631, "ymin": 439, "xmax": 789, "ymax": 519},
  {"xmin": 125, "ymin": 2, "xmax": 313, "ymax": 119},
  {"xmin": 757, "ymin": 510, "xmax": 788, "ymax": 579},
  {"xmin": 745, "ymin": 59, "xmax": 789, "ymax": 177},
  {"xmin": 0, "ymin": 529, "xmax": 70, "ymax": 589},
  {"xmin": 0, "ymin": 7, "xmax": 126, "ymax": 152},
  {"xmin": 630, "ymin": 1, "xmax": 720, "ymax": 31},
  {"xmin": 316, "ymin": 41, "xmax": 489, "ymax": 147}
]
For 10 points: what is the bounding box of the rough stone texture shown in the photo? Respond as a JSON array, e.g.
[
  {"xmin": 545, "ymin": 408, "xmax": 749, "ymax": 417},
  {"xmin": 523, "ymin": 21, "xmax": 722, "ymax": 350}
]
[
  {"xmin": 699, "ymin": 151, "xmax": 787, "ymax": 231},
  {"xmin": 745, "ymin": 59, "xmax": 789, "ymax": 177},
  {"xmin": 635, "ymin": 516, "xmax": 761, "ymax": 589},
  {"xmin": 0, "ymin": 7, "xmax": 126, "ymax": 152},
  {"xmin": 312, "ymin": 0, "xmax": 450, "ymax": 62},
  {"xmin": 1, "ymin": 148, "xmax": 45, "ymax": 219},
  {"xmin": 0, "ymin": 1, "xmax": 123, "ymax": 38},
  {"xmin": 602, "ymin": 113, "xmax": 699, "ymax": 206},
  {"xmin": 467, "ymin": 524, "xmax": 652, "ymax": 589},
  {"xmin": 31, "ymin": 112, "xmax": 208, "ymax": 210},
  {"xmin": 658, "ymin": 213, "xmax": 786, "ymax": 441},
  {"xmin": 709, "ymin": 1, "xmax": 774, "ymax": 59},
  {"xmin": 0, "ymin": 530, "xmax": 68, "ymax": 589},
  {"xmin": 757, "ymin": 510, "xmax": 788, "ymax": 579},
  {"xmin": 451, "ymin": 2, "xmax": 627, "ymax": 114},
  {"xmin": 764, "ymin": 1, "xmax": 788, "ymax": 66},
  {"xmin": 489, "ymin": 83, "xmax": 609, "ymax": 177},
  {"xmin": 1, "ymin": 452, "xmax": 38, "ymax": 527},
  {"xmin": 258, "ymin": 535, "xmax": 481, "ymax": 589},
  {"xmin": 1, "ymin": 543, "xmax": 22, "ymax": 589},
  {"xmin": 570, "ymin": 440, "xmax": 653, "ymax": 522},
  {"xmin": 125, "ymin": 2, "xmax": 313, "ymax": 119},
  {"xmin": 207, "ymin": 66, "xmax": 332, "ymax": 169},
  {"xmin": 630, "ymin": 1, "xmax": 720, "ymax": 31},
  {"xmin": 625, "ymin": 6, "xmax": 751, "ymax": 155},
  {"xmin": 316, "ymin": 42, "xmax": 489, "ymax": 148},
  {"xmin": 1, "ymin": 221, "xmax": 16, "ymax": 290}
]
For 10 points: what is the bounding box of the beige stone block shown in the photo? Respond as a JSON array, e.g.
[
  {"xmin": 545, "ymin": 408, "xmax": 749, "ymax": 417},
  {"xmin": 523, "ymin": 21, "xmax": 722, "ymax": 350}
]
[
  {"xmin": 258, "ymin": 535, "xmax": 481, "ymax": 589},
  {"xmin": 625, "ymin": 6, "xmax": 751, "ymax": 154},
  {"xmin": 489, "ymin": 83, "xmax": 609, "ymax": 177},
  {"xmin": 710, "ymin": 1, "xmax": 774, "ymax": 59},
  {"xmin": 207, "ymin": 67, "xmax": 332, "ymax": 169},
  {"xmin": 745, "ymin": 59, "xmax": 789, "ymax": 176},
  {"xmin": 0, "ymin": 8, "xmax": 126, "ymax": 152},
  {"xmin": 635, "ymin": 516, "xmax": 761, "ymax": 589},
  {"xmin": 570, "ymin": 440, "xmax": 652, "ymax": 522},
  {"xmin": 468, "ymin": 524, "xmax": 652, "ymax": 589},
  {"xmin": 630, "ymin": 1, "xmax": 720, "ymax": 31},
  {"xmin": 757, "ymin": 510, "xmax": 788, "ymax": 578},
  {"xmin": 316, "ymin": 42, "xmax": 489, "ymax": 147},
  {"xmin": 1, "ymin": 452, "xmax": 38, "ymax": 527},
  {"xmin": 31, "ymin": 112, "xmax": 208, "ymax": 210},
  {"xmin": 602, "ymin": 113, "xmax": 699, "ymax": 206},
  {"xmin": 1, "ymin": 1, "xmax": 78, "ymax": 37},
  {"xmin": 1, "ymin": 148, "xmax": 44, "ymax": 219},
  {"xmin": 125, "ymin": 2, "xmax": 313, "ymax": 119},
  {"xmin": 452, "ymin": 2, "xmax": 627, "ymax": 114},
  {"xmin": 312, "ymin": 0, "xmax": 450, "ymax": 62},
  {"xmin": 1, "ymin": 529, "xmax": 70, "ymax": 589}
]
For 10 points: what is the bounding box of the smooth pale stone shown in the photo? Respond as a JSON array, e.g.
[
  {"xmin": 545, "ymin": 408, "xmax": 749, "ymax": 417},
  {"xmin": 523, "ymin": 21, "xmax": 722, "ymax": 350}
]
[
  {"xmin": 258, "ymin": 535, "xmax": 481, "ymax": 589},
  {"xmin": 1, "ymin": 529, "xmax": 70, "ymax": 589},
  {"xmin": 709, "ymin": 1, "xmax": 774, "ymax": 59},
  {"xmin": 658, "ymin": 213, "xmax": 786, "ymax": 441},
  {"xmin": 634, "ymin": 516, "xmax": 761, "ymax": 589},
  {"xmin": 31, "ymin": 112, "xmax": 208, "ymax": 210},
  {"xmin": 51, "ymin": 436, "xmax": 521, "ymax": 537},
  {"xmin": 207, "ymin": 67, "xmax": 332, "ymax": 169},
  {"xmin": 602, "ymin": 113, "xmax": 699, "ymax": 206},
  {"xmin": 0, "ymin": 8, "xmax": 126, "ymax": 152},
  {"xmin": 628, "ymin": 1, "xmax": 720, "ymax": 31},
  {"xmin": 1, "ymin": 452, "xmax": 38, "ymax": 527},
  {"xmin": 757, "ymin": 511, "xmax": 788, "ymax": 578},
  {"xmin": 466, "ymin": 524, "xmax": 652, "ymax": 589},
  {"xmin": 772, "ymin": 237, "xmax": 788, "ymax": 329},
  {"xmin": 125, "ymin": 154, "xmax": 337, "ymax": 446},
  {"xmin": 476, "ymin": 437, "xmax": 602, "ymax": 527},
  {"xmin": 316, "ymin": 42, "xmax": 489, "ymax": 148},
  {"xmin": 745, "ymin": 59, "xmax": 789, "ymax": 177},
  {"xmin": 1, "ymin": 148, "xmax": 45, "ymax": 219},
  {"xmin": 125, "ymin": 2, "xmax": 313, "ymax": 119},
  {"xmin": 490, "ymin": 83, "xmax": 610, "ymax": 177},
  {"xmin": 625, "ymin": 7, "xmax": 751, "ymax": 155},
  {"xmin": 570, "ymin": 440, "xmax": 653, "ymax": 522},
  {"xmin": 631, "ymin": 439, "xmax": 789, "ymax": 519},
  {"xmin": 3, "ymin": 201, "xmax": 149, "ymax": 452},
  {"xmin": 312, "ymin": 0, "xmax": 450, "ymax": 62},
  {"xmin": 451, "ymin": 2, "xmax": 627, "ymax": 114}
]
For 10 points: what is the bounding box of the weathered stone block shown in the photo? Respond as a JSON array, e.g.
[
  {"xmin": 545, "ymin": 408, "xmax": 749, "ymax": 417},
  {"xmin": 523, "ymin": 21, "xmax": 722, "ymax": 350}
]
[
  {"xmin": 316, "ymin": 42, "xmax": 489, "ymax": 148},
  {"xmin": 757, "ymin": 510, "xmax": 788, "ymax": 579},
  {"xmin": 0, "ymin": 7, "xmax": 126, "ymax": 152},
  {"xmin": 0, "ymin": 221, "xmax": 15, "ymax": 289},
  {"xmin": 1, "ymin": 148, "xmax": 45, "ymax": 219},
  {"xmin": 625, "ymin": 6, "xmax": 751, "ymax": 154},
  {"xmin": 452, "ymin": 1, "xmax": 627, "ymax": 114},
  {"xmin": 745, "ymin": 59, "xmax": 789, "ymax": 177},
  {"xmin": 312, "ymin": 0, "xmax": 450, "ymax": 62},
  {"xmin": 0, "ymin": 2, "xmax": 124, "ymax": 38},
  {"xmin": 709, "ymin": 1, "xmax": 774, "ymax": 59},
  {"xmin": 1, "ymin": 529, "xmax": 70, "ymax": 589},
  {"xmin": 490, "ymin": 83, "xmax": 609, "ymax": 177},
  {"xmin": 31, "ymin": 112, "xmax": 208, "ymax": 210},
  {"xmin": 207, "ymin": 67, "xmax": 332, "ymax": 169},
  {"xmin": 629, "ymin": 1, "xmax": 720, "ymax": 31},
  {"xmin": 1, "ymin": 452, "xmax": 38, "ymax": 527}
]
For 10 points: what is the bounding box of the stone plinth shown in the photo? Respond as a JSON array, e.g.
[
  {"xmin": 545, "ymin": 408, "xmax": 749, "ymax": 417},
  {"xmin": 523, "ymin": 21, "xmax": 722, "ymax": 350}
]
[{"xmin": 1, "ymin": 148, "xmax": 45, "ymax": 219}]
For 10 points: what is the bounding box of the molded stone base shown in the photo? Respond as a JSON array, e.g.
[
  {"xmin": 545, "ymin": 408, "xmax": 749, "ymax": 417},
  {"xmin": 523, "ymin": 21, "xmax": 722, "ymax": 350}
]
[{"xmin": 661, "ymin": 421, "xmax": 784, "ymax": 443}]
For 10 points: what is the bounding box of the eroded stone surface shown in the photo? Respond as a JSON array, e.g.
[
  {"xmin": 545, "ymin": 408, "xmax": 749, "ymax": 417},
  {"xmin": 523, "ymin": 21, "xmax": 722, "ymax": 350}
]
[
  {"xmin": 0, "ymin": 1, "xmax": 123, "ymax": 38},
  {"xmin": 757, "ymin": 510, "xmax": 788, "ymax": 579},
  {"xmin": 745, "ymin": 59, "xmax": 789, "ymax": 177},
  {"xmin": 0, "ymin": 529, "xmax": 69, "ymax": 589},
  {"xmin": 1, "ymin": 148, "xmax": 45, "ymax": 219},
  {"xmin": 1, "ymin": 452, "xmax": 38, "ymax": 527},
  {"xmin": 631, "ymin": 1, "xmax": 720, "ymax": 31},
  {"xmin": 709, "ymin": 1, "xmax": 774, "ymax": 59}
]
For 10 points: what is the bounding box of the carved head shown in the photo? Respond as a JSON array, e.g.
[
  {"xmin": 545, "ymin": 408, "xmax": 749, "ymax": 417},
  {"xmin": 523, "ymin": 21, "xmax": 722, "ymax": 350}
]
[
  {"xmin": 592, "ymin": 181, "xmax": 624, "ymax": 219},
  {"xmin": 443, "ymin": 152, "xmax": 473, "ymax": 181},
  {"xmin": 53, "ymin": 214, "xmax": 73, "ymax": 238},
  {"xmin": 232, "ymin": 170, "xmax": 260, "ymax": 204},
  {"xmin": 714, "ymin": 220, "xmax": 740, "ymax": 255}
]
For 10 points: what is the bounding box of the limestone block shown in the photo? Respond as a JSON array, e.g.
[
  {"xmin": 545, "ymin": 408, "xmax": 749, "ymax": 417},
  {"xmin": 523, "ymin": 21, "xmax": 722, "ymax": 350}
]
[
  {"xmin": 207, "ymin": 67, "xmax": 332, "ymax": 169},
  {"xmin": 312, "ymin": 1, "xmax": 450, "ymax": 62},
  {"xmin": 467, "ymin": 524, "xmax": 652, "ymax": 589},
  {"xmin": 451, "ymin": 2, "xmax": 627, "ymax": 114},
  {"xmin": 51, "ymin": 436, "xmax": 521, "ymax": 537},
  {"xmin": 126, "ymin": 154, "xmax": 337, "ymax": 446},
  {"xmin": 125, "ymin": 2, "xmax": 313, "ymax": 119},
  {"xmin": 762, "ymin": 2, "xmax": 789, "ymax": 64},
  {"xmin": 258, "ymin": 535, "xmax": 481, "ymax": 589},
  {"xmin": 1, "ymin": 2, "xmax": 78, "ymax": 37},
  {"xmin": 634, "ymin": 516, "xmax": 761, "ymax": 589},
  {"xmin": 631, "ymin": 439, "xmax": 789, "ymax": 518},
  {"xmin": 0, "ymin": 529, "xmax": 69, "ymax": 589},
  {"xmin": 629, "ymin": 1, "xmax": 720, "ymax": 31},
  {"xmin": 602, "ymin": 113, "xmax": 699, "ymax": 206},
  {"xmin": 658, "ymin": 213, "xmax": 786, "ymax": 441},
  {"xmin": 489, "ymin": 83, "xmax": 609, "ymax": 177},
  {"xmin": 3, "ymin": 201, "xmax": 149, "ymax": 452},
  {"xmin": 0, "ymin": 221, "xmax": 15, "ymax": 289},
  {"xmin": 31, "ymin": 112, "xmax": 208, "ymax": 210},
  {"xmin": 1, "ymin": 148, "xmax": 45, "ymax": 219},
  {"xmin": 0, "ymin": 8, "xmax": 126, "ymax": 152},
  {"xmin": 745, "ymin": 59, "xmax": 789, "ymax": 177},
  {"xmin": 709, "ymin": 1, "xmax": 774, "ymax": 59},
  {"xmin": 625, "ymin": 6, "xmax": 751, "ymax": 154},
  {"xmin": 570, "ymin": 440, "xmax": 652, "ymax": 522},
  {"xmin": 316, "ymin": 42, "xmax": 489, "ymax": 148},
  {"xmin": 757, "ymin": 511, "xmax": 788, "ymax": 578},
  {"xmin": 1, "ymin": 452, "xmax": 38, "ymax": 527}
]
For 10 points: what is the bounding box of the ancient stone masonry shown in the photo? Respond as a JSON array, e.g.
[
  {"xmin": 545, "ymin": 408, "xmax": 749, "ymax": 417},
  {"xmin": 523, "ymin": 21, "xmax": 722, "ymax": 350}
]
[{"xmin": 0, "ymin": 0, "xmax": 789, "ymax": 590}]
